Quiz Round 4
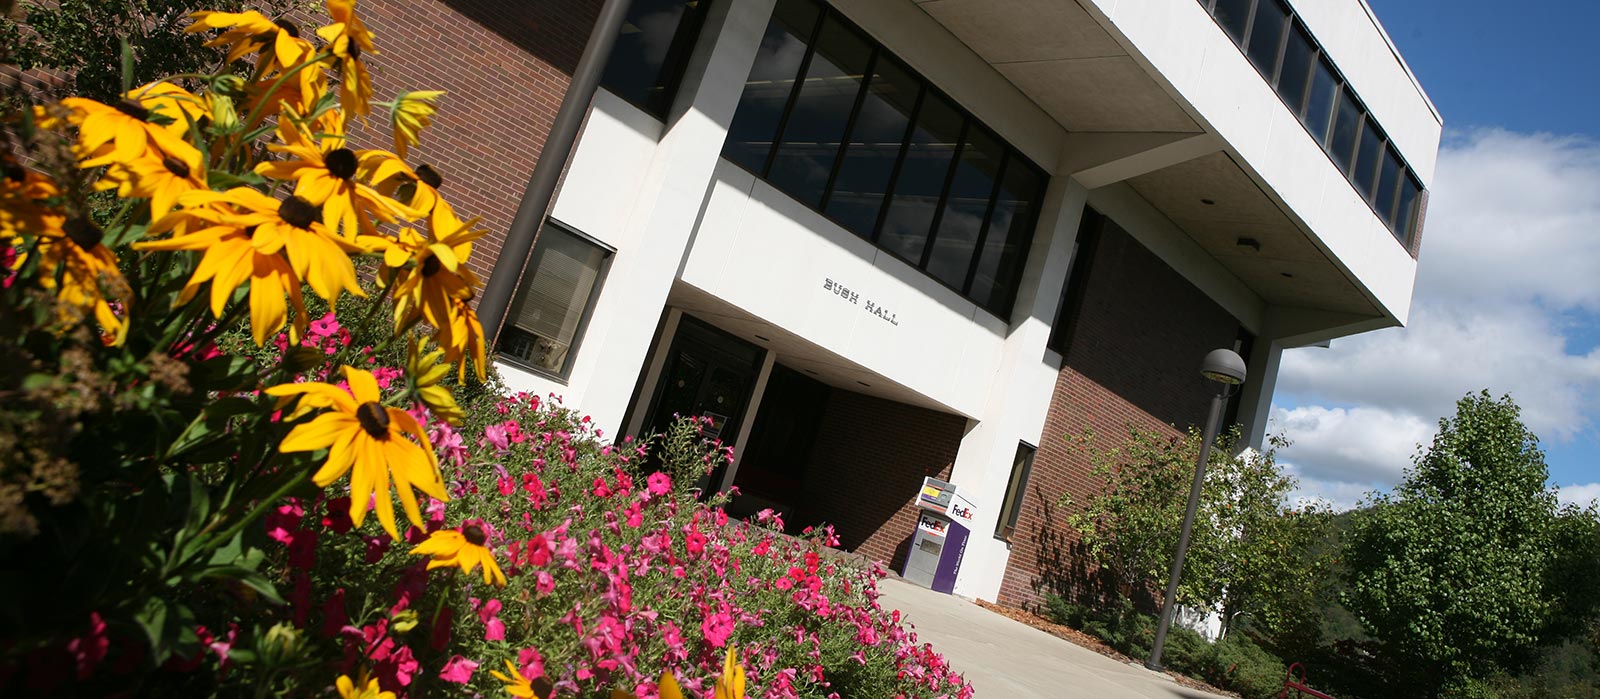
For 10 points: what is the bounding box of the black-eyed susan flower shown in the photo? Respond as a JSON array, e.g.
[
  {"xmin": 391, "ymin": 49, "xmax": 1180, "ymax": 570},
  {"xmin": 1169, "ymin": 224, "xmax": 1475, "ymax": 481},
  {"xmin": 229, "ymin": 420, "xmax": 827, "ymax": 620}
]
[
  {"xmin": 490, "ymin": 659, "xmax": 550, "ymax": 698},
  {"xmin": 187, "ymin": 10, "xmax": 314, "ymax": 70},
  {"xmin": 408, "ymin": 522, "xmax": 507, "ymax": 587},
  {"xmin": 96, "ymin": 144, "xmax": 205, "ymax": 220},
  {"xmin": 32, "ymin": 217, "xmax": 132, "ymax": 345},
  {"xmin": 385, "ymin": 90, "xmax": 444, "ymax": 160},
  {"xmin": 406, "ymin": 338, "xmax": 464, "ymax": 425},
  {"xmin": 715, "ymin": 646, "xmax": 745, "ymax": 699},
  {"xmin": 659, "ymin": 670, "xmax": 685, "ymax": 699},
  {"xmin": 335, "ymin": 670, "xmax": 395, "ymax": 699},
  {"xmin": 367, "ymin": 217, "xmax": 487, "ymax": 381},
  {"xmin": 316, "ymin": 0, "xmax": 376, "ymax": 117},
  {"xmin": 62, "ymin": 93, "xmax": 202, "ymax": 171},
  {"xmin": 137, "ymin": 188, "xmax": 365, "ymax": 345},
  {"xmin": 255, "ymin": 116, "xmax": 414, "ymax": 238},
  {"xmin": 266, "ymin": 366, "xmax": 448, "ymax": 541}
]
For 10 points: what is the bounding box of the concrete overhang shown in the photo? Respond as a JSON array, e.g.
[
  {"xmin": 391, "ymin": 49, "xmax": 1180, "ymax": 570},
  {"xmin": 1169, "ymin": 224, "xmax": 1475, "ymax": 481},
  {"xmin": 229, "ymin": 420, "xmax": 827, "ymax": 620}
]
[{"xmin": 909, "ymin": 0, "xmax": 1437, "ymax": 334}]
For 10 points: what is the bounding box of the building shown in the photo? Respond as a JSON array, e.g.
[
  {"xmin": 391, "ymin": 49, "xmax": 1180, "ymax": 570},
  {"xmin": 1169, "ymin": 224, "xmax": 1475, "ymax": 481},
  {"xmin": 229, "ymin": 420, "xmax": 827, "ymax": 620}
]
[{"xmin": 363, "ymin": 0, "xmax": 1440, "ymax": 607}]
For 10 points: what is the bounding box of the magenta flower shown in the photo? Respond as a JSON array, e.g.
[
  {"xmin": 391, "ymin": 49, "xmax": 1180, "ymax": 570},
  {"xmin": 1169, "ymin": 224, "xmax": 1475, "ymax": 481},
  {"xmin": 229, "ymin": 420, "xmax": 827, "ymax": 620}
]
[
  {"xmin": 65, "ymin": 612, "xmax": 108, "ymax": 680},
  {"xmin": 701, "ymin": 611, "xmax": 734, "ymax": 648},
  {"xmin": 483, "ymin": 423, "xmax": 511, "ymax": 453},
  {"xmin": 646, "ymin": 471, "xmax": 672, "ymax": 498},
  {"xmin": 438, "ymin": 655, "xmax": 478, "ymax": 684}
]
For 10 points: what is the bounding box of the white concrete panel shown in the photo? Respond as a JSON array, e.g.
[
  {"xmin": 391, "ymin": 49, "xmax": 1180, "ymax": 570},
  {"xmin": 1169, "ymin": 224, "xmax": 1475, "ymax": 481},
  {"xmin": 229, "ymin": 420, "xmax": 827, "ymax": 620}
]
[
  {"xmin": 678, "ymin": 161, "xmax": 1006, "ymax": 419},
  {"xmin": 548, "ymin": 89, "xmax": 663, "ymax": 248}
]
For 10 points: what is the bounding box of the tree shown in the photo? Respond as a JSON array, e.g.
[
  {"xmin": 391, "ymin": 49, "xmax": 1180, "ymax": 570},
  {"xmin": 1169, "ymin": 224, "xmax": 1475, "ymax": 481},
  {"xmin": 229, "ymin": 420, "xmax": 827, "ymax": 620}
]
[
  {"xmin": 0, "ymin": 0, "xmax": 300, "ymax": 103},
  {"xmin": 1343, "ymin": 391, "xmax": 1600, "ymax": 695},
  {"xmin": 1061, "ymin": 426, "xmax": 1332, "ymax": 641}
]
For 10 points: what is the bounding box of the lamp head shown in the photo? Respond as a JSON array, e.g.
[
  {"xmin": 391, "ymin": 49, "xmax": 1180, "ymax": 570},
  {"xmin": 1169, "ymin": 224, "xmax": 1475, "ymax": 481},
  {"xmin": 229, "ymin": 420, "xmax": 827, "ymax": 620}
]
[{"xmin": 1200, "ymin": 348, "xmax": 1247, "ymax": 385}]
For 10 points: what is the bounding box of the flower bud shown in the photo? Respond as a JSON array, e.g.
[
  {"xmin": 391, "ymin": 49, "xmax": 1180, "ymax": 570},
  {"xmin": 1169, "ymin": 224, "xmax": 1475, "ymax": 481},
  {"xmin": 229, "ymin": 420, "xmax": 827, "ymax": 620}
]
[
  {"xmin": 206, "ymin": 91, "xmax": 241, "ymax": 134},
  {"xmin": 260, "ymin": 622, "xmax": 304, "ymax": 667}
]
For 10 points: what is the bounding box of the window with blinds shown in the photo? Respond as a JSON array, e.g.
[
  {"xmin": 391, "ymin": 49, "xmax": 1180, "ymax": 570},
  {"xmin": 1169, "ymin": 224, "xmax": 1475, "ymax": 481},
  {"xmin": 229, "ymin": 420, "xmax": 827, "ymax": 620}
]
[{"xmin": 498, "ymin": 221, "xmax": 613, "ymax": 378}]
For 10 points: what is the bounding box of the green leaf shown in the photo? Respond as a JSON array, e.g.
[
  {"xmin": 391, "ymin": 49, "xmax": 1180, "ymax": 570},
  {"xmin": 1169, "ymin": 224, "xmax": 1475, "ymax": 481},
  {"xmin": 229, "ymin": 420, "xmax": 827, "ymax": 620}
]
[
  {"xmin": 207, "ymin": 169, "xmax": 268, "ymax": 189},
  {"xmin": 119, "ymin": 36, "xmax": 133, "ymax": 95}
]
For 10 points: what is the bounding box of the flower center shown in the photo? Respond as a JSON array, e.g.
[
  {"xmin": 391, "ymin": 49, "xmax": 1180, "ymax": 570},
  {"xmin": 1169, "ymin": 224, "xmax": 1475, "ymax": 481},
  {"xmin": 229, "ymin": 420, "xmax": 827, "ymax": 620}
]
[
  {"xmin": 420, "ymin": 255, "xmax": 442, "ymax": 278},
  {"xmin": 415, "ymin": 164, "xmax": 442, "ymax": 189},
  {"xmin": 279, "ymin": 196, "xmax": 320, "ymax": 230},
  {"xmin": 114, "ymin": 99, "xmax": 150, "ymax": 121},
  {"xmin": 463, "ymin": 524, "xmax": 486, "ymax": 546},
  {"xmin": 355, "ymin": 402, "xmax": 389, "ymax": 438},
  {"xmin": 348, "ymin": 41, "xmax": 362, "ymax": 62},
  {"xmin": 273, "ymin": 18, "xmax": 301, "ymax": 38},
  {"xmin": 162, "ymin": 156, "xmax": 191, "ymax": 178},
  {"xmin": 64, "ymin": 216, "xmax": 103, "ymax": 249},
  {"xmin": 324, "ymin": 148, "xmax": 358, "ymax": 180}
]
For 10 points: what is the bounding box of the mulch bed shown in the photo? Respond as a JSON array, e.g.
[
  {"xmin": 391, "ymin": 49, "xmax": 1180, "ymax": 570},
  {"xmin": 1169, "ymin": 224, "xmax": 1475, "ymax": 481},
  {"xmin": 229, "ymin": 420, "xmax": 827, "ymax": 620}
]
[{"xmin": 972, "ymin": 600, "xmax": 1240, "ymax": 698}]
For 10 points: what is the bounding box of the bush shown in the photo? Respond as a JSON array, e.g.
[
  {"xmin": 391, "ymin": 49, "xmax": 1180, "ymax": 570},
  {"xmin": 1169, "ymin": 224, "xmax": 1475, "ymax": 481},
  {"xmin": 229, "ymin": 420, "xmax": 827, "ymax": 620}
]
[{"xmin": 1196, "ymin": 635, "xmax": 1285, "ymax": 699}]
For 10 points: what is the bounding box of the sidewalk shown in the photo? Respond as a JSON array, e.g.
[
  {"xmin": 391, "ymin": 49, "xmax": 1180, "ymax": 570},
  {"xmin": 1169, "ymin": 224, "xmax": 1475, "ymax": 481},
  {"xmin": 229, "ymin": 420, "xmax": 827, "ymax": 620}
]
[{"xmin": 878, "ymin": 579, "xmax": 1232, "ymax": 699}]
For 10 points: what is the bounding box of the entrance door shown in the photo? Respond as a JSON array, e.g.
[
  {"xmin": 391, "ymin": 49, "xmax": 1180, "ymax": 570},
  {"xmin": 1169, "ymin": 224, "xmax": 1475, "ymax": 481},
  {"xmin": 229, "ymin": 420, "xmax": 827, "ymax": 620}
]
[{"xmin": 641, "ymin": 315, "xmax": 764, "ymax": 485}]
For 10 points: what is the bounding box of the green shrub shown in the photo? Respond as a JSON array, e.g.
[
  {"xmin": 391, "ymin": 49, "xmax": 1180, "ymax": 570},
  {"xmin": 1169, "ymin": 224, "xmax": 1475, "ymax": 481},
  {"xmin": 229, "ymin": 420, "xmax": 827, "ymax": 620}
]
[{"xmin": 1198, "ymin": 635, "xmax": 1286, "ymax": 699}]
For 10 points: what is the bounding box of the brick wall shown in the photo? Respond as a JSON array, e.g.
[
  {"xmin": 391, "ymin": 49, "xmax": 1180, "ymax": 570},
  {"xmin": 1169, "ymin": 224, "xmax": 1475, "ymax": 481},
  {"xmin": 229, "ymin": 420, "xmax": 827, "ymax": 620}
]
[
  {"xmin": 996, "ymin": 218, "xmax": 1243, "ymax": 609},
  {"xmin": 336, "ymin": 0, "xmax": 600, "ymax": 284},
  {"xmin": 797, "ymin": 389, "xmax": 967, "ymax": 569}
]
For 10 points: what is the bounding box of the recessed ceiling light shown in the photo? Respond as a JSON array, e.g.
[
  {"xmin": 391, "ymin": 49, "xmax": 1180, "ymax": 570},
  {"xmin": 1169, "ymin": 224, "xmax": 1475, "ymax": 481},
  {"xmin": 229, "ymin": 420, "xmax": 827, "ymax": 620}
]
[
  {"xmin": 1201, "ymin": 198, "xmax": 1217, "ymax": 206},
  {"xmin": 754, "ymin": 334, "xmax": 770, "ymax": 342},
  {"xmin": 1280, "ymin": 272, "xmax": 1295, "ymax": 278},
  {"xmin": 804, "ymin": 369, "xmax": 819, "ymax": 375},
  {"xmin": 856, "ymin": 381, "xmax": 871, "ymax": 388},
  {"xmin": 1235, "ymin": 237, "xmax": 1261, "ymax": 254}
]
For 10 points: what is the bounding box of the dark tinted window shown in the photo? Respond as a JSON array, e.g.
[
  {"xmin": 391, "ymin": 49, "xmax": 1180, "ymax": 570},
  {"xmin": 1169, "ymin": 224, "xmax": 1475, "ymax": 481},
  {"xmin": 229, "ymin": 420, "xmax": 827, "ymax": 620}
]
[
  {"xmin": 1276, "ymin": 21, "xmax": 1314, "ymax": 113},
  {"xmin": 722, "ymin": 0, "xmax": 821, "ymax": 173},
  {"xmin": 766, "ymin": 16, "xmax": 873, "ymax": 207},
  {"xmin": 1329, "ymin": 87, "xmax": 1362, "ymax": 174},
  {"xmin": 1213, "ymin": 0, "xmax": 1254, "ymax": 44},
  {"xmin": 879, "ymin": 92, "xmax": 963, "ymax": 264},
  {"xmin": 824, "ymin": 58, "xmax": 920, "ymax": 238},
  {"xmin": 1353, "ymin": 117, "xmax": 1383, "ymax": 201},
  {"xmin": 602, "ymin": 0, "xmax": 712, "ymax": 117},
  {"xmin": 1303, "ymin": 57, "xmax": 1339, "ymax": 144},
  {"xmin": 1374, "ymin": 146, "xmax": 1402, "ymax": 223},
  {"xmin": 969, "ymin": 156, "xmax": 1044, "ymax": 314},
  {"xmin": 1245, "ymin": 0, "xmax": 1288, "ymax": 78},
  {"xmin": 927, "ymin": 128, "xmax": 1004, "ymax": 289},
  {"xmin": 1394, "ymin": 175, "xmax": 1421, "ymax": 239}
]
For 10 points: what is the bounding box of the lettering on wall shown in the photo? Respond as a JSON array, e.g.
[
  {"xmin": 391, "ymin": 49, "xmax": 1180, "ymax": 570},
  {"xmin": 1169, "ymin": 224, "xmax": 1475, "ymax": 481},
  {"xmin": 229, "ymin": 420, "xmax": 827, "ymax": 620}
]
[{"xmin": 822, "ymin": 278, "xmax": 900, "ymax": 327}]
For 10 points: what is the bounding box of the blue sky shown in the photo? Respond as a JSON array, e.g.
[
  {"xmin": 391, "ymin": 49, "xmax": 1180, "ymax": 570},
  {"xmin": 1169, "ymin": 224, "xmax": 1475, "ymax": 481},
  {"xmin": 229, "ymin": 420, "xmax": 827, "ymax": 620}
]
[{"xmin": 1271, "ymin": 0, "xmax": 1600, "ymax": 508}]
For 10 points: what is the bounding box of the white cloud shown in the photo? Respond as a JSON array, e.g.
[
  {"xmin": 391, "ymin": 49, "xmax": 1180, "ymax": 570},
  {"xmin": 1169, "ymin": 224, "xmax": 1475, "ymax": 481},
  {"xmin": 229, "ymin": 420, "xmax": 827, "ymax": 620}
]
[
  {"xmin": 1273, "ymin": 130, "xmax": 1600, "ymax": 503},
  {"xmin": 1557, "ymin": 483, "xmax": 1600, "ymax": 508}
]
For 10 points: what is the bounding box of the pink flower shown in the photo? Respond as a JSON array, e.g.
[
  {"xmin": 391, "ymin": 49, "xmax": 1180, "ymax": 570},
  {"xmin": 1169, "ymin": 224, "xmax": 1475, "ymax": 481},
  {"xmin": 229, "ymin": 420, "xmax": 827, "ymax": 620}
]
[
  {"xmin": 430, "ymin": 605, "xmax": 454, "ymax": 651},
  {"xmin": 701, "ymin": 611, "xmax": 734, "ymax": 648},
  {"xmin": 322, "ymin": 497, "xmax": 353, "ymax": 533},
  {"xmin": 479, "ymin": 599, "xmax": 506, "ymax": 642},
  {"xmin": 438, "ymin": 655, "xmax": 478, "ymax": 684},
  {"xmin": 265, "ymin": 499, "xmax": 304, "ymax": 545},
  {"xmin": 646, "ymin": 471, "xmax": 672, "ymax": 497},
  {"xmin": 535, "ymin": 571, "xmax": 555, "ymax": 595},
  {"xmin": 483, "ymin": 424, "xmax": 511, "ymax": 453},
  {"xmin": 322, "ymin": 589, "xmax": 348, "ymax": 638},
  {"xmin": 517, "ymin": 647, "xmax": 546, "ymax": 680},
  {"xmin": 65, "ymin": 612, "xmax": 108, "ymax": 680}
]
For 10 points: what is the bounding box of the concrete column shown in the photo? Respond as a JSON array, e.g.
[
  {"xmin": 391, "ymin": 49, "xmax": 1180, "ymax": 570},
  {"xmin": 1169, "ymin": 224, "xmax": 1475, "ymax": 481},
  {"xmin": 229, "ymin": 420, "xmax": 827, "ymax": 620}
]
[
  {"xmin": 538, "ymin": 0, "xmax": 778, "ymax": 435},
  {"xmin": 1233, "ymin": 337, "xmax": 1283, "ymax": 452},
  {"xmin": 944, "ymin": 175, "xmax": 1090, "ymax": 601}
]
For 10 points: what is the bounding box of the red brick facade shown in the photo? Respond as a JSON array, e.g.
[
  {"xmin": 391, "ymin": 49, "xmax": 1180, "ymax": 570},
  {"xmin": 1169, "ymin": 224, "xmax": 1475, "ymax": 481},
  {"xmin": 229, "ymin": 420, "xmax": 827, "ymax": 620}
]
[
  {"xmin": 342, "ymin": 0, "xmax": 600, "ymax": 284},
  {"xmin": 797, "ymin": 390, "xmax": 967, "ymax": 569},
  {"xmin": 996, "ymin": 218, "xmax": 1243, "ymax": 609}
]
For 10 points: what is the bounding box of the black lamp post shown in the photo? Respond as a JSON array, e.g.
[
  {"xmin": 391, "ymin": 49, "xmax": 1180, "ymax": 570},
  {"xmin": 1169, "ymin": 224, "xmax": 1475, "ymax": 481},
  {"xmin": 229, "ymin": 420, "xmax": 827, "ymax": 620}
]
[{"xmin": 1145, "ymin": 348, "xmax": 1247, "ymax": 671}]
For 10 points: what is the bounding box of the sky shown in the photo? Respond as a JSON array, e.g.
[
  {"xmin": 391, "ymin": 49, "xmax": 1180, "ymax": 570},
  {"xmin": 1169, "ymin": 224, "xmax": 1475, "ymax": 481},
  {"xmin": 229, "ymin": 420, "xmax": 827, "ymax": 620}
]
[{"xmin": 1268, "ymin": 0, "xmax": 1600, "ymax": 510}]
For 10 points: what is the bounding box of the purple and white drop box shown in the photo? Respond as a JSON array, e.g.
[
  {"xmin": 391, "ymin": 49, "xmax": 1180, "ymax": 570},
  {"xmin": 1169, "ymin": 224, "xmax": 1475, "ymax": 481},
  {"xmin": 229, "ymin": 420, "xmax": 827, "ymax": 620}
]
[{"xmin": 900, "ymin": 477, "xmax": 978, "ymax": 594}]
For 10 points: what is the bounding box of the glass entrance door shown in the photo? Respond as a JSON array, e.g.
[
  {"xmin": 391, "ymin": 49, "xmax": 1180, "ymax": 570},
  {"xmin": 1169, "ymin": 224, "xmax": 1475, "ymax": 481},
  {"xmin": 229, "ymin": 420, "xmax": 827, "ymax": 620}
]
[{"xmin": 642, "ymin": 315, "xmax": 764, "ymax": 488}]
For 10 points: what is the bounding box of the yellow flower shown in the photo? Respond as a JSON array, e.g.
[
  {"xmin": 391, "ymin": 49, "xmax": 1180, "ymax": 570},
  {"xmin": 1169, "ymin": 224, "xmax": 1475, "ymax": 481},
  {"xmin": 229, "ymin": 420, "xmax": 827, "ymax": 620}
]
[
  {"xmin": 266, "ymin": 366, "xmax": 447, "ymax": 541},
  {"xmin": 61, "ymin": 91, "xmax": 202, "ymax": 171},
  {"xmin": 387, "ymin": 90, "xmax": 444, "ymax": 160},
  {"xmin": 490, "ymin": 658, "xmax": 550, "ymax": 698},
  {"xmin": 0, "ymin": 160, "xmax": 62, "ymax": 240},
  {"xmin": 407, "ymin": 339, "xmax": 464, "ymax": 425},
  {"xmin": 187, "ymin": 10, "xmax": 313, "ymax": 70},
  {"xmin": 715, "ymin": 646, "xmax": 745, "ymax": 699},
  {"xmin": 335, "ymin": 671, "xmax": 395, "ymax": 699},
  {"xmin": 33, "ymin": 219, "xmax": 132, "ymax": 345},
  {"xmin": 367, "ymin": 212, "xmax": 487, "ymax": 381},
  {"xmin": 408, "ymin": 523, "xmax": 507, "ymax": 587},
  {"xmin": 441, "ymin": 297, "xmax": 488, "ymax": 383},
  {"xmin": 95, "ymin": 145, "xmax": 205, "ymax": 220},
  {"xmin": 317, "ymin": 0, "xmax": 377, "ymax": 117},
  {"xmin": 136, "ymin": 189, "xmax": 364, "ymax": 345},
  {"xmin": 659, "ymin": 670, "xmax": 685, "ymax": 699},
  {"xmin": 255, "ymin": 116, "xmax": 413, "ymax": 238}
]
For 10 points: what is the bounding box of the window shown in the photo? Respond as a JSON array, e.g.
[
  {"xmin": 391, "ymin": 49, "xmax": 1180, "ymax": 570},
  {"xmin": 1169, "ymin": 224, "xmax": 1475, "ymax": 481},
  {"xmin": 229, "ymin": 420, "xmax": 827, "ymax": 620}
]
[
  {"xmin": 1047, "ymin": 208, "xmax": 1105, "ymax": 354},
  {"xmin": 1199, "ymin": 0, "xmax": 1426, "ymax": 248},
  {"xmin": 600, "ymin": 0, "xmax": 713, "ymax": 118},
  {"xmin": 498, "ymin": 221, "xmax": 613, "ymax": 378},
  {"xmin": 722, "ymin": 0, "xmax": 1048, "ymax": 318},
  {"xmin": 995, "ymin": 442, "xmax": 1036, "ymax": 541},
  {"xmin": 1244, "ymin": 0, "xmax": 1289, "ymax": 79}
]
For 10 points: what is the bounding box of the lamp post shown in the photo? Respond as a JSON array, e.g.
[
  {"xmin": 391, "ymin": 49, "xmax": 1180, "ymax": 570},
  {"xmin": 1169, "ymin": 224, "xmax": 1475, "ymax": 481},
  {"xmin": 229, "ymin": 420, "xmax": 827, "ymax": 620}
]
[{"xmin": 1145, "ymin": 348, "xmax": 1247, "ymax": 672}]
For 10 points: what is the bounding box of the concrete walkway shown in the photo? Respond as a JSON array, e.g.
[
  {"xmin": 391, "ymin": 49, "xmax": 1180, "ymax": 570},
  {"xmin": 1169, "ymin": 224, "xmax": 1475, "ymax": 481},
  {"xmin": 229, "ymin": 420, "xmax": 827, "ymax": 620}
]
[{"xmin": 878, "ymin": 579, "xmax": 1231, "ymax": 699}]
